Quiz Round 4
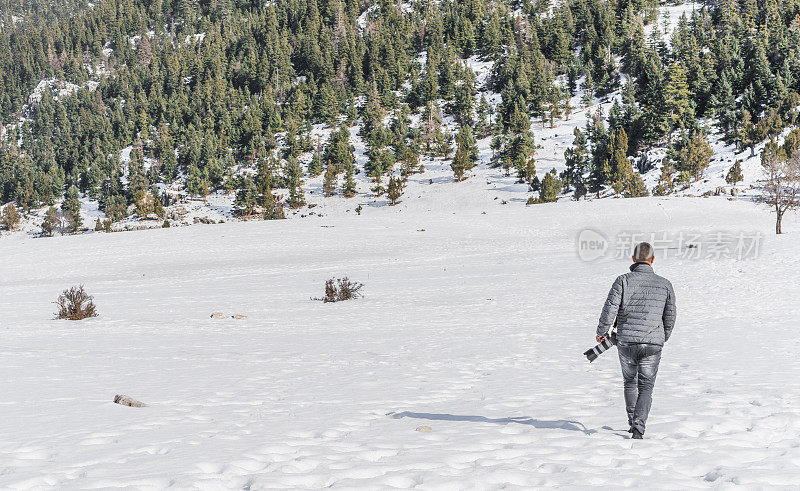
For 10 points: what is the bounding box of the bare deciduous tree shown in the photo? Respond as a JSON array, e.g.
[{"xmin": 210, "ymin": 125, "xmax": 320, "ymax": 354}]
[{"xmin": 761, "ymin": 141, "xmax": 800, "ymax": 234}]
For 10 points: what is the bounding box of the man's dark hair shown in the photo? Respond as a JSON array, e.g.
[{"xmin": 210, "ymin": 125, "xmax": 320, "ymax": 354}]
[{"xmin": 633, "ymin": 242, "xmax": 654, "ymax": 262}]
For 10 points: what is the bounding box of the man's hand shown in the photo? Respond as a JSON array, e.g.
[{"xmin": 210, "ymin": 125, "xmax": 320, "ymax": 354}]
[{"xmin": 596, "ymin": 335, "xmax": 607, "ymax": 343}]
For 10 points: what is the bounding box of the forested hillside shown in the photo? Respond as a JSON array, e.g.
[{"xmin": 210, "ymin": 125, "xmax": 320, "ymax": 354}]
[{"xmin": 1, "ymin": 0, "xmax": 799, "ymax": 233}]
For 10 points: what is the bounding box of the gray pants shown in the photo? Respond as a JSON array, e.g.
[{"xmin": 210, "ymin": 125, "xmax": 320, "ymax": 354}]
[{"xmin": 617, "ymin": 342, "xmax": 662, "ymax": 434}]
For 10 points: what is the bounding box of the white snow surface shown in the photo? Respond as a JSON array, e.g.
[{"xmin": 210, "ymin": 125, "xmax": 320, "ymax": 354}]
[{"xmin": 1, "ymin": 197, "xmax": 800, "ymax": 488}]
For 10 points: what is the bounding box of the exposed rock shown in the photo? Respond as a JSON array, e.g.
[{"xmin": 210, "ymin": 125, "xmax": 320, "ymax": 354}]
[
  {"xmin": 715, "ymin": 186, "xmax": 726, "ymax": 196},
  {"xmin": 114, "ymin": 394, "xmax": 146, "ymax": 407},
  {"xmin": 231, "ymin": 314, "xmax": 248, "ymax": 320},
  {"xmin": 731, "ymin": 188, "xmax": 739, "ymax": 196},
  {"xmin": 210, "ymin": 312, "xmax": 227, "ymax": 319},
  {"xmin": 166, "ymin": 207, "xmax": 189, "ymax": 221},
  {"xmin": 415, "ymin": 425, "xmax": 432, "ymax": 432}
]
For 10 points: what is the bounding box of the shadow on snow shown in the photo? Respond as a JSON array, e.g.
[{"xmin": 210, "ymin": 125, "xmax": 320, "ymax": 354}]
[{"xmin": 387, "ymin": 411, "xmax": 596, "ymax": 435}]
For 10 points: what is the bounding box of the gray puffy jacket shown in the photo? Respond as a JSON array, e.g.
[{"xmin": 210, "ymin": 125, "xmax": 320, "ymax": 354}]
[{"xmin": 597, "ymin": 263, "xmax": 676, "ymax": 346}]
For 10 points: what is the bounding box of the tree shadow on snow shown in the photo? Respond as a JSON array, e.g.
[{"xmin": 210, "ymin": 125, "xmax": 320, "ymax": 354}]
[{"xmin": 387, "ymin": 411, "xmax": 596, "ymax": 435}]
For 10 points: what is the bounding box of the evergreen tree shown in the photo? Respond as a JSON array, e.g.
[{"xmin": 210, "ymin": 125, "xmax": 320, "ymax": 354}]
[
  {"xmin": 536, "ymin": 169, "xmax": 562, "ymax": 203},
  {"xmin": 726, "ymin": 160, "xmax": 743, "ymax": 186},
  {"xmin": 451, "ymin": 124, "xmax": 478, "ymax": 181},
  {"xmin": 63, "ymin": 185, "xmax": 82, "ymax": 229},
  {"xmin": 234, "ymin": 176, "xmax": 258, "ymax": 217},
  {"xmin": 323, "ymin": 163, "xmax": 337, "ymax": 197},
  {"xmin": 451, "ymin": 142, "xmax": 471, "ymax": 182},
  {"xmin": 609, "ymin": 129, "xmax": 648, "ymax": 198},
  {"xmin": 653, "ymin": 164, "xmax": 675, "ymax": 196},
  {"xmin": 323, "ymin": 125, "xmax": 355, "ymax": 173},
  {"xmin": 307, "ymin": 152, "xmax": 324, "ymax": 177},
  {"xmin": 342, "ymin": 164, "xmax": 356, "ymax": 198},
  {"xmin": 420, "ymin": 101, "xmax": 444, "ymax": 155},
  {"xmin": 503, "ymin": 102, "xmax": 537, "ymax": 188},
  {"xmin": 563, "ymin": 128, "xmax": 589, "ymax": 196},
  {"xmin": 670, "ymin": 130, "xmax": 714, "ymax": 183},
  {"xmin": 186, "ymin": 164, "xmax": 210, "ymax": 198},
  {"xmin": 42, "ymin": 206, "xmax": 58, "ymax": 236},
  {"xmin": 387, "ymin": 175, "xmax": 403, "ymax": 205},
  {"xmin": 663, "ymin": 61, "xmax": 693, "ymax": 136},
  {"xmin": 285, "ymin": 157, "xmax": 306, "ymax": 208},
  {"xmin": 1, "ymin": 203, "xmax": 21, "ymax": 230}
]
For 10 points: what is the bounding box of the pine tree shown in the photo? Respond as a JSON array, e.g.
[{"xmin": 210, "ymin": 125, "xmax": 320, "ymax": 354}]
[
  {"xmin": 186, "ymin": 164, "xmax": 210, "ymax": 198},
  {"xmin": 671, "ymin": 130, "xmax": 713, "ymax": 182},
  {"xmin": 285, "ymin": 157, "xmax": 306, "ymax": 208},
  {"xmin": 609, "ymin": 129, "xmax": 648, "ymax": 198},
  {"xmin": 451, "ymin": 124, "xmax": 478, "ymax": 181},
  {"xmin": 503, "ymin": 102, "xmax": 537, "ymax": 187},
  {"xmin": 307, "ymin": 151, "xmax": 323, "ymax": 177},
  {"xmin": 456, "ymin": 124, "xmax": 478, "ymax": 163},
  {"xmin": 256, "ymin": 159, "xmax": 284, "ymax": 219},
  {"xmin": 127, "ymin": 147, "xmax": 150, "ymax": 205},
  {"xmin": 663, "ymin": 61, "xmax": 693, "ymax": 136},
  {"xmin": 740, "ymin": 110, "xmax": 758, "ymax": 156},
  {"xmin": 387, "ymin": 175, "xmax": 403, "ymax": 205},
  {"xmin": 420, "ymin": 101, "xmax": 444, "ymax": 155},
  {"xmin": 42, "ymin": 206, "xmax": 58, "ymax": 236},
  {"xmin": 547, "ymin": 88, "xmax": 563, "ymax": 128},
  {"xmin": 725, "ymin": 160, "xmax": 743, "ymax": 186},
  {"xmin": 653, "ymin": 164, "xmax": 675, "ymax": 196},
  {"xmin": 475, "ymin": 95, "xmax": 491, "ymax": 138},
  {"xmin": 342, "ymin": 164, "xmax": 356, "ymax": 198},
  {"xmin": 369, "ymin": 167, "xmax": 385, "ymax": 197},
  {"xmin": 563, "ymin": 128, "xmax": 589, "ymax": 195},
  {"xmin": 536, "ymin": 169, "xmax": 562, "ymax": 203},
  {"xmin": 62, "ymin": 185, "xmax": 82, "ymax": 229},
  {"xmin": 234, "ymin": 176, "xmax": 257, "ymax": 217},
  {"xmin": 323, "ymin": 125, "xmax": 355, "ymax": 173},
  {"xmin": 451, "ymin": 142, "xmax": 470, "ymax": 181},
  {"xmin": 323, "ymin": 162, "xmax": 337, "ymax": 197},
  {"xmin": 1, "ymin": 203, "xmax": 21, "ymax": 230},
  {"xmin": 262, "ymin": 184, "xmax": 285, "ymax": 219}
]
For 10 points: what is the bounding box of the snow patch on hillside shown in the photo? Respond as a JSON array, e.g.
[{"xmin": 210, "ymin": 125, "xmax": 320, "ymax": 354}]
[{"xmin": 27, "ymin": 79, "xmax": 99, "ymax": 106}]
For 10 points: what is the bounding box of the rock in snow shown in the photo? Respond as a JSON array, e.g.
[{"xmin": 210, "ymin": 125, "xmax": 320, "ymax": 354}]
[{"xmin": 114, "ymin": 395, "xmax": 146, "ymax": 407}]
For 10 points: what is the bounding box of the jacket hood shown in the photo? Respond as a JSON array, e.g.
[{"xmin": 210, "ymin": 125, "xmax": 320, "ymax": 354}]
[{"xmin": 630, "ymin": 262, "xmax": 654, "ymax": 273}]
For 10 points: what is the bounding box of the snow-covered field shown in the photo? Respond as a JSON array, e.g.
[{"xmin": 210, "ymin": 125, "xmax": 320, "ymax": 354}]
[{"xmin": 2, "ymin": 196, "xmax": 800, "ymax": 489}]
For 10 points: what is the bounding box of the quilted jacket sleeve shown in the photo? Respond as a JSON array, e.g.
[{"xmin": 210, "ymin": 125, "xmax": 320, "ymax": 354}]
[
  {"xmin": 597, "ymin": 276, "xmax": 624, "ymax": 338},
  {"xmin": 662, "ymin": 280, "xmax": 676, "ymax": 342}
]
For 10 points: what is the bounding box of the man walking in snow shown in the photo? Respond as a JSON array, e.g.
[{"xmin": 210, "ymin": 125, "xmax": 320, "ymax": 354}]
[{"xmin": 596, "ymin": 242, "xmax": 676, "ymax": 440}]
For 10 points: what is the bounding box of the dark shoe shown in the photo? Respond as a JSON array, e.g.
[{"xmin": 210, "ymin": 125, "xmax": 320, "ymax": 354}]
[
  {"xmin": 627, "ymin": 427, "xmax": 633, "ymax": 433},
  {"xmin": 631, "ymin": 428, "xmax": 643, "ymax": 439}
]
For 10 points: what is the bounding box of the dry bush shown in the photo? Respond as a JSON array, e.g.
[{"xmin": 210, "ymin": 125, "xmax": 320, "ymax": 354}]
[
  {"xmin": 55, "ymin": 285, "xmax": 98, "ymax": 320},
  {"xmin": 317, "ymin": 277, "xmax": 364, "ymax": 303}
]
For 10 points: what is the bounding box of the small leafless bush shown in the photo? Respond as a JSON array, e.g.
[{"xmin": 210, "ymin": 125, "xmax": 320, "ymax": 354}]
[
  {"xmin": 315, "ymin": 277, "xmax": 364, "ymax": 303},
  {"xmin": 55, "ymin": 285, "xmax": 98, "ymax": 320}
]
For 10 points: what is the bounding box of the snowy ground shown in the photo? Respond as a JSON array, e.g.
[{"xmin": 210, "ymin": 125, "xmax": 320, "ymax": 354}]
[{"xmin": 2, "ymin": 196, "xmax": 800, "ymax": 488}]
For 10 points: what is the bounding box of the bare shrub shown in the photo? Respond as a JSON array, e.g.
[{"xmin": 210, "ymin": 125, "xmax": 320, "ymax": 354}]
[
  {"xmin": 55, "ymin": 285, "xmax": 98, "ymax": 320},
  {"xmin": 316, "ymin": 277, "xmax": 364, "ymax": 302}
]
